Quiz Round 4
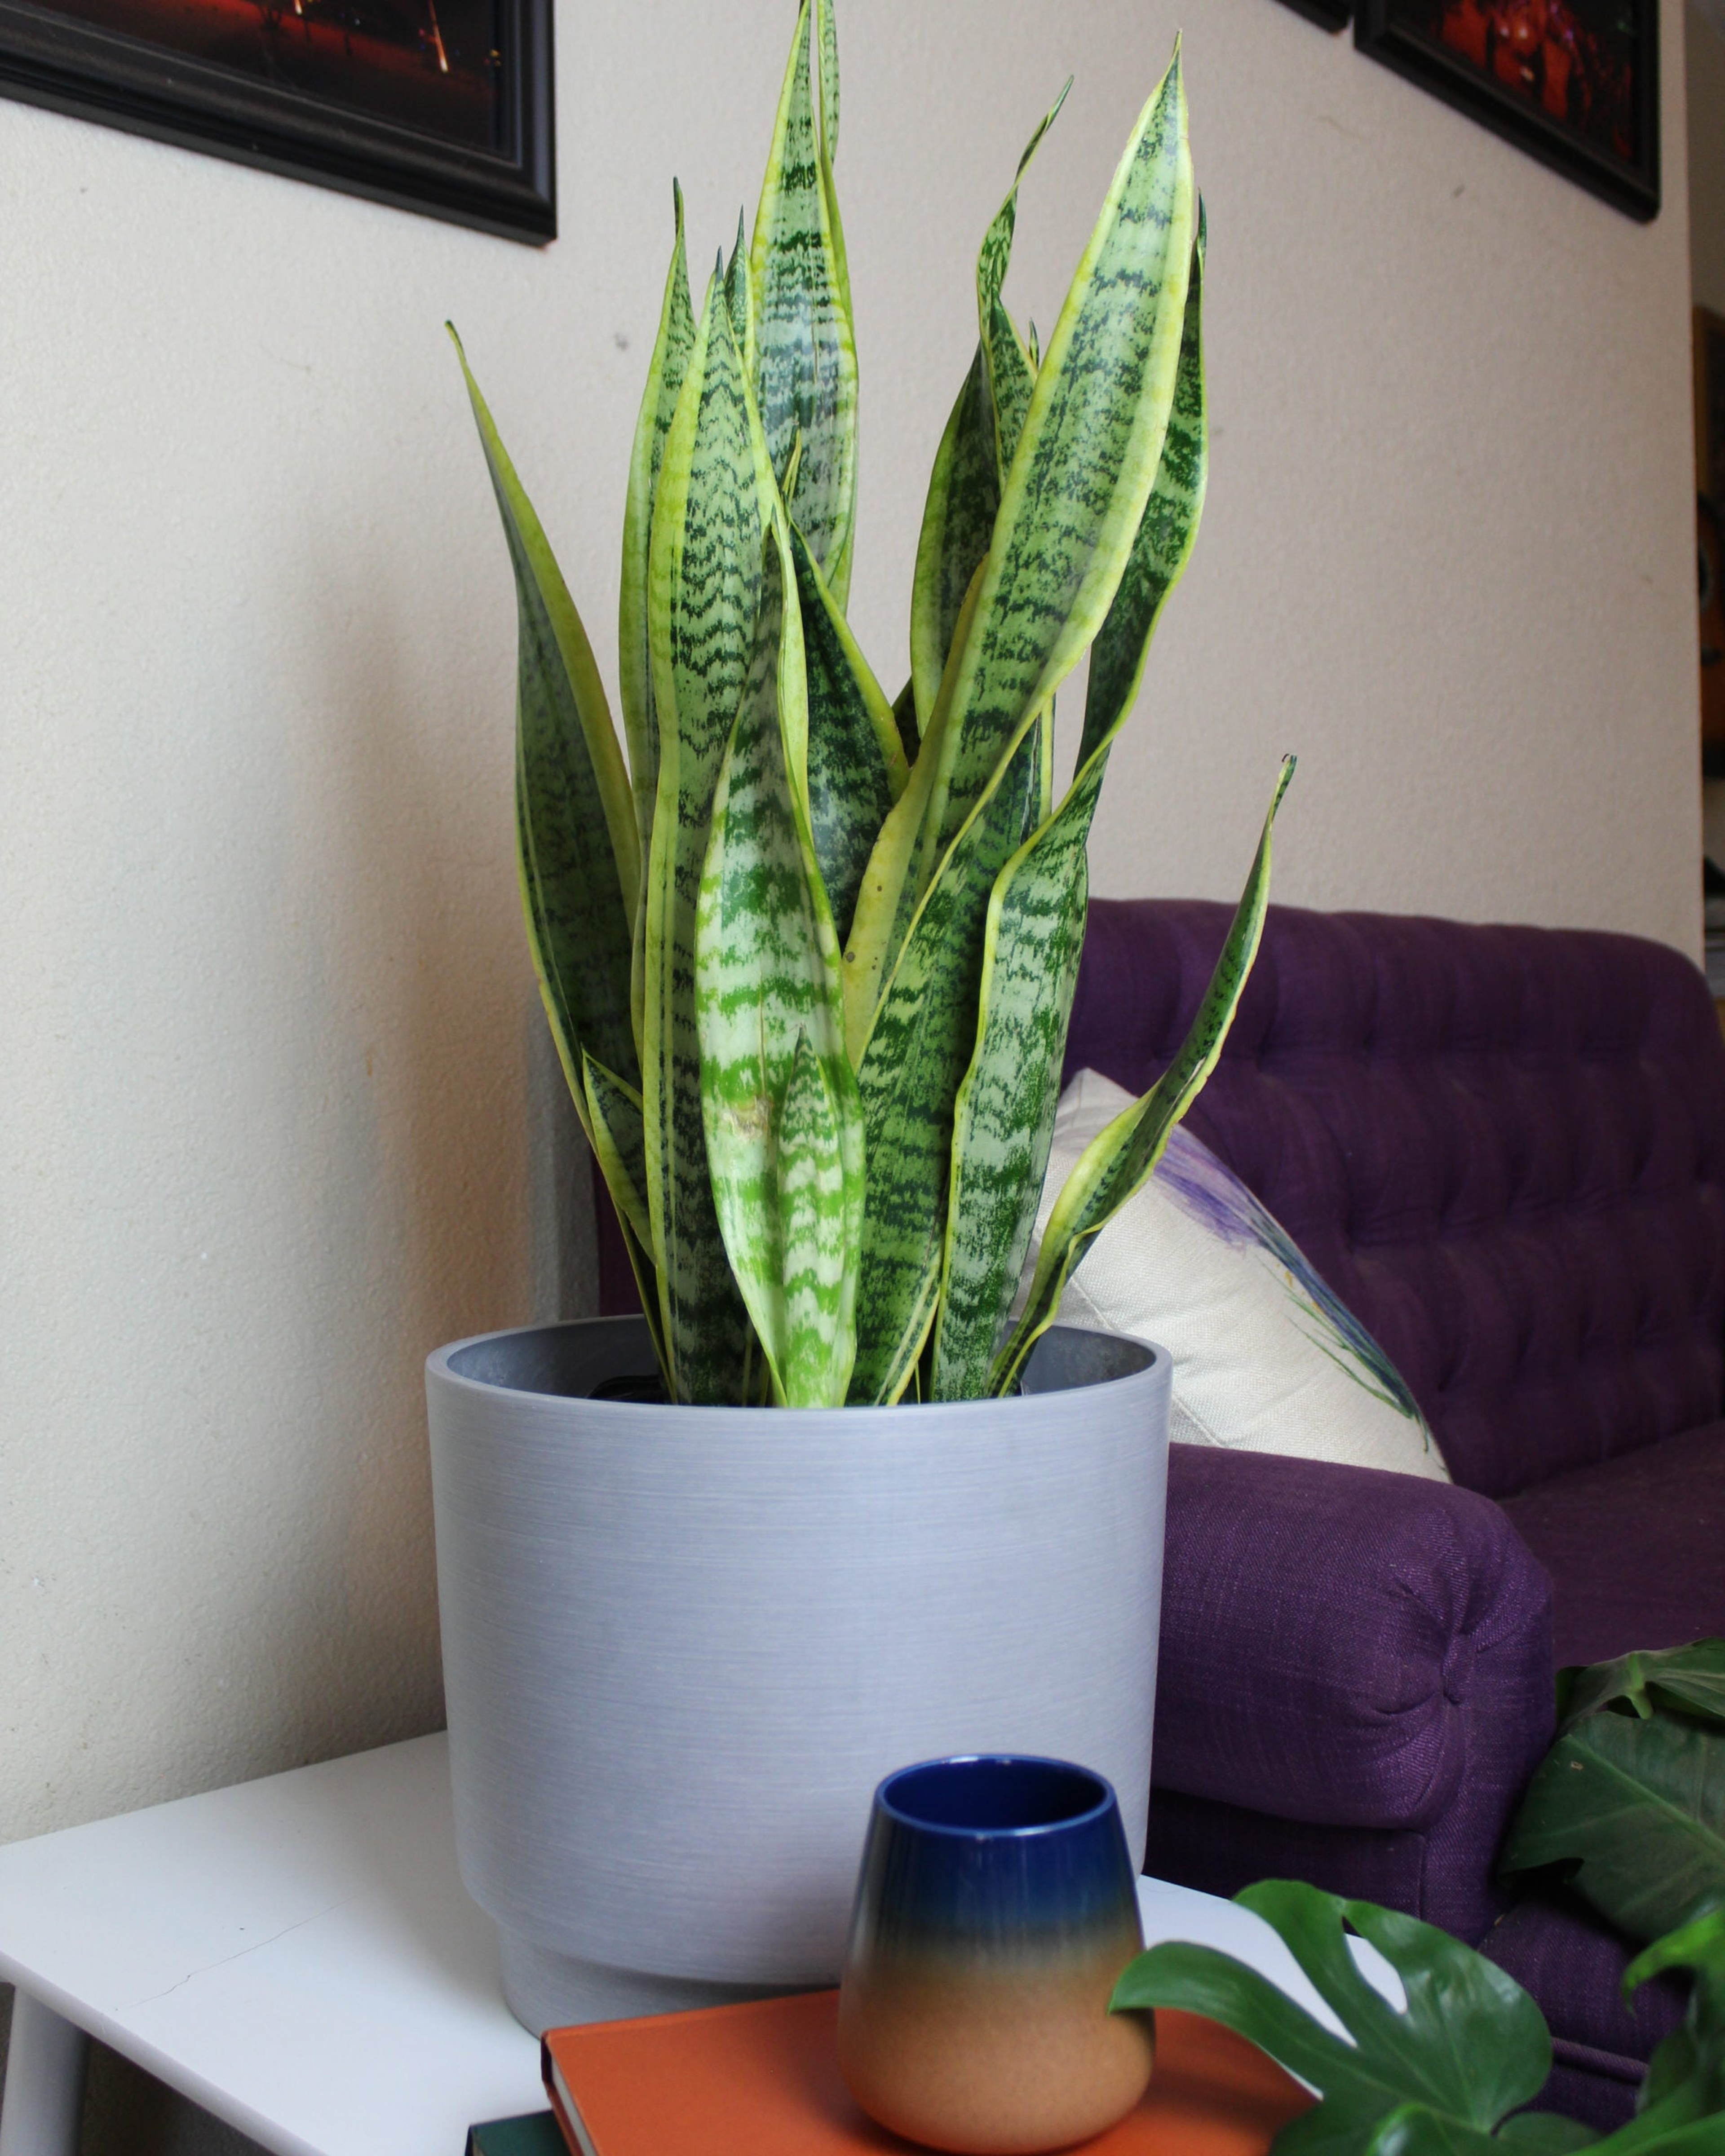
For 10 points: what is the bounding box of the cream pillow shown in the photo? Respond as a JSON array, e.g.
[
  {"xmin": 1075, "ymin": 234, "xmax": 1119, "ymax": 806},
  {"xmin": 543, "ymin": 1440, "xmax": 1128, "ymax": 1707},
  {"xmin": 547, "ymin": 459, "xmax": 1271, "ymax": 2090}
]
[{"xmin": 1024, "ymin": 1070, "xmax": 1449, "ymax": 1482}]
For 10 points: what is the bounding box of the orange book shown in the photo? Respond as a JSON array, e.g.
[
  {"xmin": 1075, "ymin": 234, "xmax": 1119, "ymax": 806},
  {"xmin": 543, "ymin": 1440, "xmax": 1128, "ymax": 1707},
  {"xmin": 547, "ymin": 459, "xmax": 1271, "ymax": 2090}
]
[{"xmin": 541, "ymin": 1989, "xmax": 1308, "ymax": 2156}]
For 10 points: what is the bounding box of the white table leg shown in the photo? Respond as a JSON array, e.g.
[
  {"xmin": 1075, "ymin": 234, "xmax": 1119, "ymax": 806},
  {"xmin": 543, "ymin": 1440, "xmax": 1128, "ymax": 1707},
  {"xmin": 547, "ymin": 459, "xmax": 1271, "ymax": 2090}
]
[{"xmin": 0, "ymin": 1990, "xmax": 88, "ymax": 2156}]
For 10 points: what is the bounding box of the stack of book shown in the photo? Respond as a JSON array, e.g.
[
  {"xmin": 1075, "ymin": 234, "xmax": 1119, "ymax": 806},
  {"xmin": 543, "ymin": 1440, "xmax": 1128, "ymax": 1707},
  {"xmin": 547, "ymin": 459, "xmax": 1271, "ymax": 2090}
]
[
  {"xmin": 1707, "ymin": 862, "xmax": 1725, "ymax": 999},
  {"xmin": 467, "ymin": 1989, "xmax": 1305, "ymax": 2156}
]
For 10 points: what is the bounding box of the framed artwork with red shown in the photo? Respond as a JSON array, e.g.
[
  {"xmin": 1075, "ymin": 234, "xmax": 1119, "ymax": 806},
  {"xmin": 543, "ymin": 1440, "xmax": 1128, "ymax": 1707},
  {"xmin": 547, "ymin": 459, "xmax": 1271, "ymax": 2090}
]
[
  {"xmin": 0, "ymin": 0, "xmax": 553, "ymax": 242},
  {"xmin": 1357, "ymin": 0, "xmax": 1658, "ymax": 220}
]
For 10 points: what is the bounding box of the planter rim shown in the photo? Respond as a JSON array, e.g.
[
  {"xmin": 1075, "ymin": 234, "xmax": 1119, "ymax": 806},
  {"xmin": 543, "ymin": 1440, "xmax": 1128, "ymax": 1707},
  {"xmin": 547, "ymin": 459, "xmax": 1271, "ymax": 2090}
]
[{"xmin": 426, "ymin": 1317, "xmax": 1162, "ymax": 1425}]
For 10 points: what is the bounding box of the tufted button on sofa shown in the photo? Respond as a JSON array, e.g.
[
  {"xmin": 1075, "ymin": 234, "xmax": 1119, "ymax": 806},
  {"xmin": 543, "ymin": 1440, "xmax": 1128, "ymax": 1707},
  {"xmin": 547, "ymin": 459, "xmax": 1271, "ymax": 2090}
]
[{"xmin": 1063, "ymin": 898, "xmax": 1725, "ymax": 2129}]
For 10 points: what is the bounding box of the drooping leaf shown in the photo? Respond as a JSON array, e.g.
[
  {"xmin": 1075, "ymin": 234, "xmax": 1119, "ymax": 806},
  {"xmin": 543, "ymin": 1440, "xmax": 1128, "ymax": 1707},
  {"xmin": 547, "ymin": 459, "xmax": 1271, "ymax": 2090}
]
[
  {"xmin": 993, "ymin": 755, "xmax": 1294, "ymax": 1394},
  {"xmin": 1113, "ymin": 1882, "xmax": 1554, "ymax": 2156},
  {"xmin": 695, "ymin": 512, "xmax": 862, "ymax": 1408},
  {"xmin": 931, "ymin": 216, "xmax": 1208, "ymax": 1397},
  {"xmin": 455, "ymin": 329, "xmax": 640, "ymax": 1134},
  {"xmin": 787, "ymin": 518, "xmax": 907, "ymax": 945},
  {"xmin": 904, "ymin": 44, "xmax": 1196, "ymax": 914},
  {"xmin": 642, "ymin": 273, "xmax": 764, "ymax": 1402},
  {"xmin": 1558, "ymin": 1644, "xmax": 1725, "ymax": 1738},
  {"xmin": 749, "ymin": 0, "xmax": 858, "ymax": 599},
  {"xmin": 1501, "ymin": 1709, "xmax": 1725, "ymax": 1945}
]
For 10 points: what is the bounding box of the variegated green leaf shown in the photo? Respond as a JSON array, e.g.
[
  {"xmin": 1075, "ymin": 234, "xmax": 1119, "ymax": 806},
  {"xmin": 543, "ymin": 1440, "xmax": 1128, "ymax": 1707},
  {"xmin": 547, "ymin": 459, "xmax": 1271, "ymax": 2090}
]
[
  {"xmin": 931, "ymin": 214, "xmax": 1209, "ymax": 1398},
  {"xmin": 619, "ymin": 185, "xmax": 698, "ymax": 874},
  {"xmin": 815, "ymin": 0, "xmax": 840, "ymax": 163},
  {"xmin": 930, "ymin": 763, "xmax": 1093, "ymax": 1401},
  {"xmin": 620, "ymin": 190, "xmax": 699, "ymax": 1055},
  {"xmin": 844, "ymin": 560, "xmax": 984, "ymax": 1062},
  {"xmin": 990, "ymin": 755, "xmax": 1296, "ymax": 1396},
  {"xmin": 847, "ymin": 710, "xmax": 1047, "ymax": 1405},
  {"xmin": 813, "ymin": 0, "xmax": 851, "ymax": 341},
  {"xmin": 723, "ymin": 207, "xmax": 752, "ymax": 370},
  {"xmin": 907, "ymin": 94, "xmax": 1063, "ymax": 754},
  {"xmin": 749, "ymin": 0, "xmax": 858, "ymax": 601},
  {"xmin": 788, "ymin": 517, "xmax": 907, "ymax": 945},
  {"xmin": 909, "ymin": 47, "xmax": 1195, "ymax": 908},
  {"xmin": 455, "ymin": 330, "xmax": 640, "ymax": 1123},
  {"xmin": 582, "ymin": 1050, "xmax": 651, "ymax": 1251},
  {"xmin": 776, "ymin": 1029, "xmax": 854, "ymax": 1407},
  {"xmin": 1078, "ymin": 201, "xmax": 1206, "ymax": 769},
  {"xmin": 696, "ymin": 512, "xmax": 862, "ymax": 1407},
  {"xmin": 910, "ymin": 347, "xmax": 999, "ymax": 735},
  {"xmin": 978, "ymin": 84, "xmax": 1067, "ymax": 480},
  {"xmin": 643, "ymin": 274, "xmax": 763, "ymax": 1403}
]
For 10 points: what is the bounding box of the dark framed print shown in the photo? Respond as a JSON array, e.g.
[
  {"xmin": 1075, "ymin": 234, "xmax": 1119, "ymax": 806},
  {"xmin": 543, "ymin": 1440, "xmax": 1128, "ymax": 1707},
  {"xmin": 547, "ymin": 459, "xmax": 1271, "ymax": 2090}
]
[
  {"xmin": 1274, "ymin": 0, "xmax": 1354, "ymax": 30},
  {"xmin": 0, "ymin": 0, "xmax": 554, "ymax": 242},
  {"xmin": 1356, "ymin": 0, "xmax": 1658, "ymax": 220}
]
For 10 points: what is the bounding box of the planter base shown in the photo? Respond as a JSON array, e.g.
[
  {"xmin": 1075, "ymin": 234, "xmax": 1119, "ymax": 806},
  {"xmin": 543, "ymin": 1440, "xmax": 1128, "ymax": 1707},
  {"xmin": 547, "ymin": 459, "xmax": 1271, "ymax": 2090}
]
[{"xmin": 499, "ymin": 1929, "xmax": 800, "ymax": 2034}]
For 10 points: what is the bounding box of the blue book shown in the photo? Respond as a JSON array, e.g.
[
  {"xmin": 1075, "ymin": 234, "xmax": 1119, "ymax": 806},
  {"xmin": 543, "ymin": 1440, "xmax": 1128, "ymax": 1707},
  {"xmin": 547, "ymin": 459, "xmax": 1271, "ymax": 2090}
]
[{"xmin": 466, "ymin": 2112, "xmax": 566, "ymax": 2156}]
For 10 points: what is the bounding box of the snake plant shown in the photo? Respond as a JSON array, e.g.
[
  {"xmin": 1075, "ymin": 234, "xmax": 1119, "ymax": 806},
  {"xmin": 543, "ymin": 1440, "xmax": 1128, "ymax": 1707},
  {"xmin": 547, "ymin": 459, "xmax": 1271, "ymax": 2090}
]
[{"xmin": 455, "ymin": 3, "xmax": 1293, "ymax": 1408}]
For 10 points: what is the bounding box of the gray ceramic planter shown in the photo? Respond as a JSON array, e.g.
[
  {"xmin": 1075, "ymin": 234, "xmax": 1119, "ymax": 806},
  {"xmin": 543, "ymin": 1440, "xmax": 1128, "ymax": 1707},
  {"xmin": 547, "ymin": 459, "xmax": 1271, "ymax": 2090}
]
[{"xmin": 425, "ymin": 1315, "xmax": 1171, "ymax": 2034}]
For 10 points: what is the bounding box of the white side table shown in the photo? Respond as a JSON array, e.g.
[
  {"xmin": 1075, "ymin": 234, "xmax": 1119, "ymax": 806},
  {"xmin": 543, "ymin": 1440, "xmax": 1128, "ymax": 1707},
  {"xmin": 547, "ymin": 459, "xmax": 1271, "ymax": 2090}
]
[{"xmin": 0, "ymin": 1734, "xmax": 1390, "ymax": 2156}]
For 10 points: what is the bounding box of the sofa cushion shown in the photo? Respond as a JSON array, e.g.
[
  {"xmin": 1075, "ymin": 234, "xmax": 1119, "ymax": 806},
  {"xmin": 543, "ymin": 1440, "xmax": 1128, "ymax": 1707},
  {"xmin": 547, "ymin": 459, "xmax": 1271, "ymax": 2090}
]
[
  {"xmin": 1065, "ymin": 901, "xmax": 1725, "ymax": 1498},
  {"xmin": 1498, "ymin": 1422, "xmax": 1725, "ymax": 1666},
  {"xmin": 1482, "ymin": 1888, "xmax": 1689, "ymax": 2131},
  {"xmin": 1027, "ymin": 1071, "xmax": 1448, "ymax": 1481}
]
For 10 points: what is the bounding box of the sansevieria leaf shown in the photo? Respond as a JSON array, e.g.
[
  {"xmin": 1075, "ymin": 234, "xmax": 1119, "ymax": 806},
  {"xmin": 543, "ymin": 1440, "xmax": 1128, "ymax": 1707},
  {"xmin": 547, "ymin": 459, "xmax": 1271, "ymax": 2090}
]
[
  {"xmin": 911, "ymin": 46, "xmax": 1195, "ymax": 898},
  {"xmin": 455, "ymin": 330, "xmax": 640, "ymax": 1120},
  {"xmin": 910, "ymin": 349, "xmax": 999, "ymax": 737},
  {"xmin": 643, "ymin": 273, "xmax": 763, "ymax": 1402},
  {"xmin": 696, "ymin": 512, "xmax": 863, "ymax": 1406},
  {"xmin": 776, "ymin": 1029, "xmax": 855, "ymax": 1408},
  {"xmin": 749, "ymin": 0, "xmax": 858, "ymax": 600},
  {"xmin": 846, "ymin": 695, "xmax": 1053, "ymax": 1406},
  {"xmin": 978, "ymin": 82, "xmax": 1068, "ymax": 480},
  {"xmin": 854, "ymin": 47, "xmax": 1195, "ymax": 1040},
  {"xmin": 619, "ymin": 183, "xmax": 698, "ymax": 887},
  {"xmin": 789, "ymin": 518, "xmax": 907, "ymax": 945},
  {"xmin": 581, "ymin": 1049, "xmax": 666, "ymax": 1368},
  {"xmin": 908, "ymin": 91, "xmax": 1064, "ymax": 790},
  {"xmin": 991, "ymin": 754, "xmax": 1294, "ymax": 1396},
  {"xmin": 932, "ymin": 216, "xmax": 1209, "ymax": 1400}
]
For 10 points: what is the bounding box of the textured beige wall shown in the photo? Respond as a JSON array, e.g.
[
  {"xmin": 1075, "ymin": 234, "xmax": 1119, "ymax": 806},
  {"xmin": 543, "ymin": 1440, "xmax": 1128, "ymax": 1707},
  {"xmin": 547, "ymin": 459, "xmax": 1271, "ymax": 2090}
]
[{"xmin": 0, "ymin": 0, "xmax": 1700, "ymax": 2145}]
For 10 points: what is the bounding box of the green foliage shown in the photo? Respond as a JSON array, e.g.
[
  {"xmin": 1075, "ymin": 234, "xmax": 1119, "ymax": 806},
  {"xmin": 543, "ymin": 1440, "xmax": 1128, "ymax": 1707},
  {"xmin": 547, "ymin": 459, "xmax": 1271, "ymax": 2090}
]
[
  {"xmin": 1503, "ymin": 1642, "xmax": 1725, "ymax": 1946},
  {"xmin": 458, "ymin": 5, "xmax": 1293, "ymax": 1403},
  {"xmin": 1113, "ymin": 1882, "xmax": 1725, "ymax": 2156},
  {"xmin": 1113, "ymin": 1880, "xmax": 1554, "ymax": 2156}
]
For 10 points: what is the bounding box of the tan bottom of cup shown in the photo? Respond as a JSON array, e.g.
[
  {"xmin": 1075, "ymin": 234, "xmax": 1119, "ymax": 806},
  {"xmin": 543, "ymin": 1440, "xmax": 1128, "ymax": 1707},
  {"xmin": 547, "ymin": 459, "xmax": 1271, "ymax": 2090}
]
[{"xmin": 836, "ymin": 1962, "xmax": 1156, "ymax": 2155}]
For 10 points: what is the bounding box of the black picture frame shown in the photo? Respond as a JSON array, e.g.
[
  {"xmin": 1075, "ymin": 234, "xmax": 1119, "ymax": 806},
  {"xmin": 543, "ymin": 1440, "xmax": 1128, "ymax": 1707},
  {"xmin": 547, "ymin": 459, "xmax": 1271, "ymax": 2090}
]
[
  {"xmin": 1356, "ymin": 0, "xmax": 1658, "ymax": 221},
  {"xmin": 0, "ymin": 0, "xmax": 554, "ymax": 243},
  {"xmin": 1275, "ymin": 0, "xmax": 1354, "ymax": 31}
]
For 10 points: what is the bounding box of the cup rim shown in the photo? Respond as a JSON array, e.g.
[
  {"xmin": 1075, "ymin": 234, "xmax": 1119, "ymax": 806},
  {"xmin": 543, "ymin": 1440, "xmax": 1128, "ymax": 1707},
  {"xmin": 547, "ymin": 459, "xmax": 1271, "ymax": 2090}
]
[{"xmin": 875, "ymin": 1754, "xmax": 1118, "ymax": 1839}]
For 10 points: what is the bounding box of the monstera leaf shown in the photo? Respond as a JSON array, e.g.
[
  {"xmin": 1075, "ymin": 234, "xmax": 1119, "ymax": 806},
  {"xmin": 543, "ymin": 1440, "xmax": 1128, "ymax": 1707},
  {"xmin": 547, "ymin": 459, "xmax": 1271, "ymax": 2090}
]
[
  {"xmin": 1557, "ymin": 1643, "xmax": 1725, "ymax": 1736},
  {"xmin": 1503, "ymin": 1644, "xmax": 1725, "ymax": 1944},
  {"xmin": 1111, "ymin": 1882, "xmax": 1554, "ymax": 2156},
  {"xmin": 1359, "ymin": 1906, "xmax": 1725, "ymax": 2156}
]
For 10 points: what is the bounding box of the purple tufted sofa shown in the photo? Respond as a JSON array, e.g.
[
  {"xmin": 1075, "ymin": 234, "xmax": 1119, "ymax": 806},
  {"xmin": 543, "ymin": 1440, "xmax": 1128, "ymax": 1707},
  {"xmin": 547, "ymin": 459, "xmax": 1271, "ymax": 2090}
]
[
  {"xmin": 1062, "ymin": 899, "xmax": 1725, "ymax": 2127},
  {"xmin": 593, "ymin": 898, "xmax": 1725, "ymax": 2126}
]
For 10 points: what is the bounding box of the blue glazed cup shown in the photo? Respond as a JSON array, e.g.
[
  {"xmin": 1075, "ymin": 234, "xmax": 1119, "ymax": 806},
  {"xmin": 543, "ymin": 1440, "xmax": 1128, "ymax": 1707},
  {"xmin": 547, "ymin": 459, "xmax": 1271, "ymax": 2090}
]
[{"xmin": 836, "ymin": 1757, "xmax": 1154, "ymax": 2155}]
